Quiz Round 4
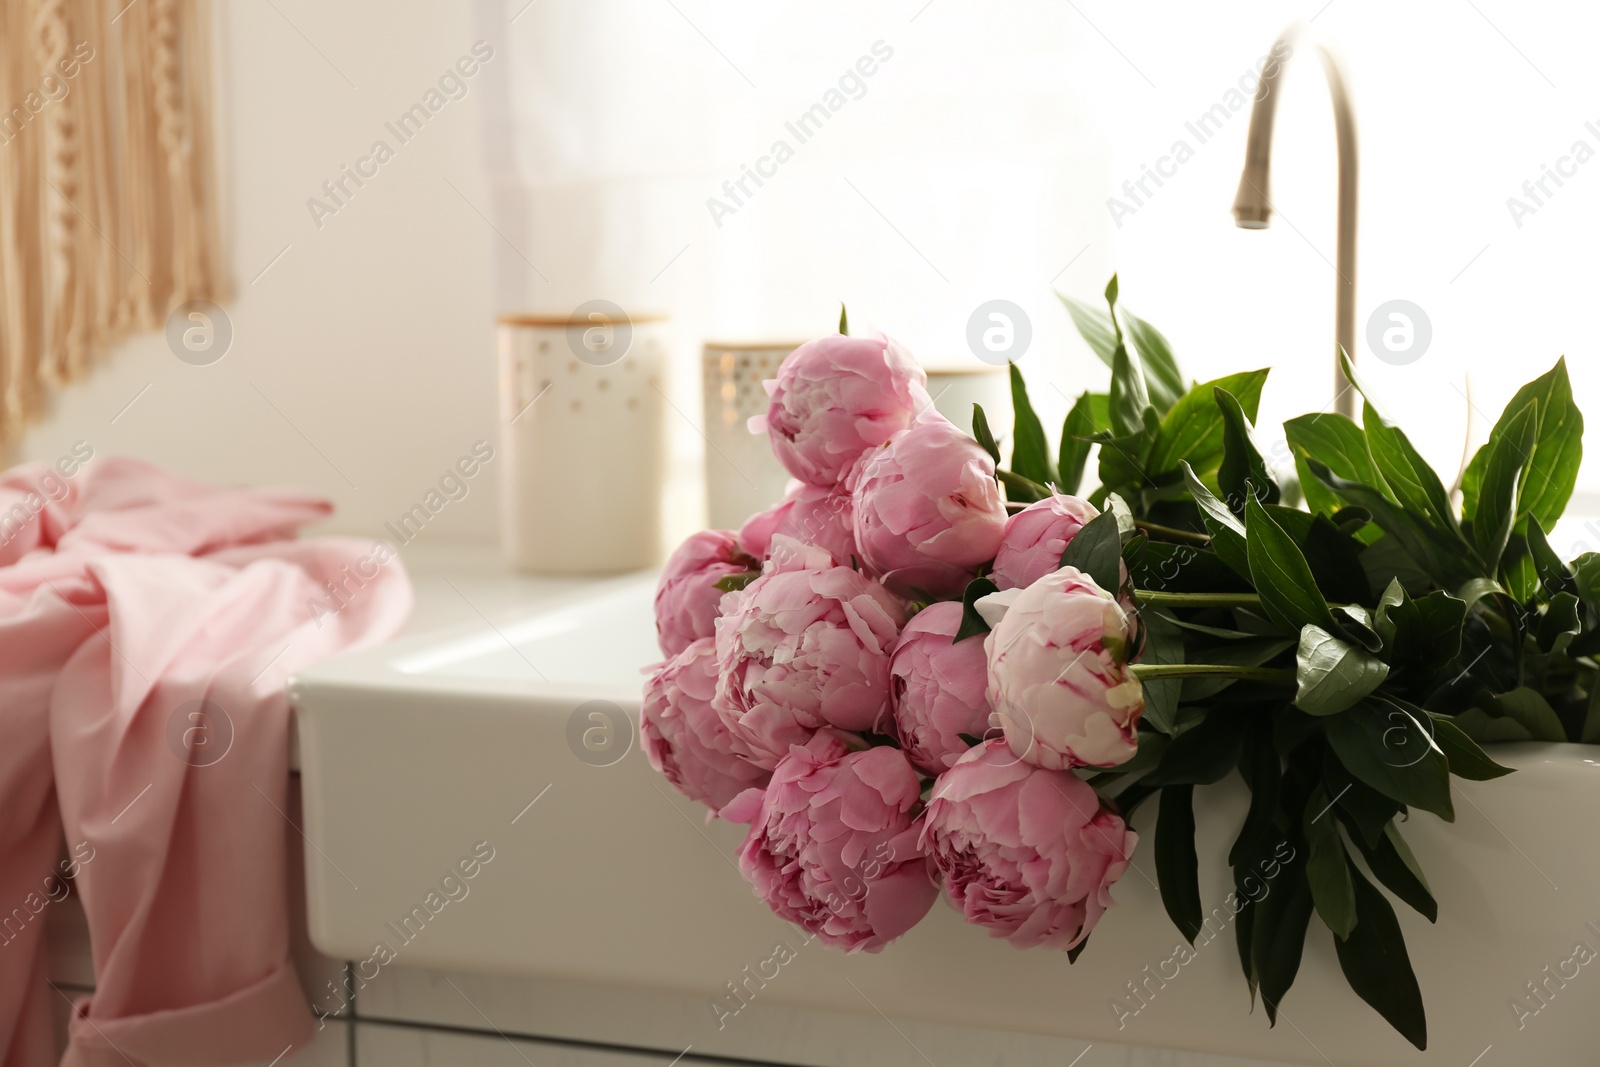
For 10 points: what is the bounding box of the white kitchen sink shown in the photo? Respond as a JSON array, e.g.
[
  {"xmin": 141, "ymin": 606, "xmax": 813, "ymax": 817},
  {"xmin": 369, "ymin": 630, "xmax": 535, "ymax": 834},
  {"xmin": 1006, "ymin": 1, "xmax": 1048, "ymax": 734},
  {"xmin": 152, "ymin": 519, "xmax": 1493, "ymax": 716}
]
[{"xmin": 291, "ymin": 567, "xmax": 1600, "ymax": 1067}]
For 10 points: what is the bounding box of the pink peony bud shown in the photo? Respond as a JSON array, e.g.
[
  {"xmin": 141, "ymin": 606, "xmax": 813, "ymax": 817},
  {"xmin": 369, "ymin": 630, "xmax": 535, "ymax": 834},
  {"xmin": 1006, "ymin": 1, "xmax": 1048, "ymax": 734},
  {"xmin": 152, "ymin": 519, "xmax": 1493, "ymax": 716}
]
[
  {"xmin": 655, "ymin": 529, "xmax": 756, "ymax": 657},
  {"xmin": 642, "ymin": 639, "xmax": 772, "ymax": 815},
  {"xmin": 991, "ymin": 493, "xmax": 1103, "ymax": 591},
  {"xmin": 712, "ymin": 538, "xmax": 905, "ymax": 767},
  {"xmin": 920, "ymin": 739, "xmax": 1137, "ymax": 950},
  {"xmin": 852, "ymin": 418, "xmax": 1007, "ymax": 599},
  {"xmin": 981, "ymin": 566, "xmax": 1143, "ymax": 770},
  {"xmin": 751, "ymin": 334, "xmax": 930, "ymax": 488},
  {"xmin": 723, "ymin": 731, "xmax": 938, "ymax": 953},
  {"xmin": 888, "ymin": 601, "xmax": 990, "ymax": 774}
]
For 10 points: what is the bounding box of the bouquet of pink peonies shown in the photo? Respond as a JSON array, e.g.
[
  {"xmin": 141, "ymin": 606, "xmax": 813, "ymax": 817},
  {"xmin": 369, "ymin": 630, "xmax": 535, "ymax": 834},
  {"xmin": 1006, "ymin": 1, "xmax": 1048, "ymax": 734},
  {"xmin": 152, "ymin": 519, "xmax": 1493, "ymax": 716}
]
[
  {"xmin": 642, "ymin": 324, "xmax": 1141, "ymax": 957},
  {"xmin": 646, "ymin": 282, "xmax": 1592, "ymax": 1051}
]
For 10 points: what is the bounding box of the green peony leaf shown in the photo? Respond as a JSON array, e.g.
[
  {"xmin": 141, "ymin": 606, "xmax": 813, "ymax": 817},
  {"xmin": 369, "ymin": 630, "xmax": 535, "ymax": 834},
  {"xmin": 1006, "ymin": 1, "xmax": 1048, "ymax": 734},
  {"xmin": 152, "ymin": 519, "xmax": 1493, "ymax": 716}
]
[
  {"xmin": 1499, "ymin": 529, "xmax": 1540, "ymax": 604},
  {"xmin": 1295, "ymin": 626, "xmax": 1390, "ymax": 716},
  {"xmin": 1467, "ymin": 397, "xmax": 1538, "ymax": 571},
  {"xmin": 1353, "ymin": 820, "xmax": 1437, "ymax": 923},
  {"xmin": 1120, "ymin": 309, "xmax": 1186, "ymax": 414},
  {"xmin": 1526, "ymin": 514, "xmax": 1575, "ymax": 597},
  {"xmin": 1425, "ymin": 713, "xmax": 1515, "ymax": 780},
  {"xmin": 1573, "ymin": 552, "xmax": 1600, "ymax": 613},
  {"xmin": 1305, "ymin": 458, "xmax": 1476, "ymax": 588},
  {"xmin": 1488, "ymin": 687, "xmax": 1566, "ymax": 741},
  {"xmin": 1057, "ymin": 292, "xmax": 1118, "ymax": 367},
  {"xmin": 1108, "ymin": 340, "xmax": 1152, "ymax": 439},
  {"xmin": 1060, "ymin": 509, "xmax": 1123, "ymax": 594},
  {"xmin": 1284, "ymin": 412, "xmax": 1389, "ymax": 519},
  {"xmin": 1333, "ymin": 862, "xmax": 1428, "ymax": 1050},
  {"xmin": 1058, "ymin": 391, "xmax": 1107, "ymax": 495},
  {"xmin": 1250, "ymin": 843, "xmax": 1315, "ymax": 1027},
  {"xmin": 1008, "ymin": 364, "xmax": 1057, "ymax": 488},
  {"xmin": 1538, "ymin": 591, "xmax": 1581, "ymax": 655},
  {"xmin": 1451, "ymin": 707, "xmax": 1535, "ymax": 743},
  {"xmin": 1145, "ymin": 712, "xmax": 1246, "ymax": 786},
  {"xmin": 1376, "ymin": 586, "xmax": 1467, "ymax": 676},
  {"xmin": 1146, "ymin": 369, "xmax": 1269, "ymax": 477},
  {"xmin": 1216, "ymin": 387, "xmax": 1281, "ymax": 515},
  {"xmin": 1154, "ymin": 785, "xmax": 1204, "ymax": 945},
  {"xmin": 1138, "ymin": 611, "xmax": 1184, "ymax": 735},
  {"xmin": 1323, "ymin": 699, "xmax": 1454, "ymax": 821},
  {"xmin": 1303, "ymin": 785, "xmax": 1357, "ymax": 939},
  {"xmin": 1461, "ymin": 357, "xmax": 1584, "ymax": 531},
  {"xmin": 1229, "ymin": 721, "xmax": 1282, "ymax": 868},
  {"xmin": 971, "ymin": 402, "xmax": 1002, "ymax": 467},
  {"xmin": 1363, "ymin": 400, "xmax": 1471, "ymax": 557},
  {"xmin": 954, "ymin": 576, "xmax": 999, "ymax": 643},
  {"xmin": 1323, "ymin": 752, "xmax": 1402, "ymax": 850},
  {"xmin": 1244, "ymin": 495, "xmax": 1342, "ymax": 635},
  {"xmin": 1181, "ymin": 462, "xmax": 1250, "ymax": 580}
]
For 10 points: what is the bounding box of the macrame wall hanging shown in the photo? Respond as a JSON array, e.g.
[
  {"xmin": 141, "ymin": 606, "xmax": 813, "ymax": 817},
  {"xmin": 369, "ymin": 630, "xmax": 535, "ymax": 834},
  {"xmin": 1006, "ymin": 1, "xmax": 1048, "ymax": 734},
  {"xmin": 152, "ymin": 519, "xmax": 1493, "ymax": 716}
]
[{"xmin": 0, "ymin": 0, "xmax": 223, "ymax": 443}]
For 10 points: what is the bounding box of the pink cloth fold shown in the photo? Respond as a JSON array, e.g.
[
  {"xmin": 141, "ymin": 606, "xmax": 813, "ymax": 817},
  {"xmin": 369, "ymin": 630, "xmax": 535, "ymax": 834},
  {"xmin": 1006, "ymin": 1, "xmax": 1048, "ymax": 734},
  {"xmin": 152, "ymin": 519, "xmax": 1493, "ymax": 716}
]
[{"xmin": 0, "ymin": 457, "xmax": 412, "ymax": 1067}]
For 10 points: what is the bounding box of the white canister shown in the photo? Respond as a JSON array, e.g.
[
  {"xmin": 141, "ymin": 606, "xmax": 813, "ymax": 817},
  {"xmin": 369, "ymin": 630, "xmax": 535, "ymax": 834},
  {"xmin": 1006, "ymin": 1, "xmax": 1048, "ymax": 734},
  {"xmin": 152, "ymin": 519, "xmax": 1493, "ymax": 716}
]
[
  {"xmin": 701, "ymin": 341, "xmax": 799, "ymax": 531},
  {"xmin": 498, "ymin": 312, "xmax": 669, "ymax": 573},
  {"xmin": 923, "ymin": 363, "xmax": 1012, "ymax": 435}
]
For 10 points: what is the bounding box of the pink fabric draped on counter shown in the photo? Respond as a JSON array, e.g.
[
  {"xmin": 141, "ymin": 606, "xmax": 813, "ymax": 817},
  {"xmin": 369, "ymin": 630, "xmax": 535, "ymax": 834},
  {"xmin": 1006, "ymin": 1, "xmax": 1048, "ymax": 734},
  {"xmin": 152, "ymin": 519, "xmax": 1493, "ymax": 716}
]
[{"xmin": 0, "ymin": 456, "xmax": 412, "ymax": 1067}]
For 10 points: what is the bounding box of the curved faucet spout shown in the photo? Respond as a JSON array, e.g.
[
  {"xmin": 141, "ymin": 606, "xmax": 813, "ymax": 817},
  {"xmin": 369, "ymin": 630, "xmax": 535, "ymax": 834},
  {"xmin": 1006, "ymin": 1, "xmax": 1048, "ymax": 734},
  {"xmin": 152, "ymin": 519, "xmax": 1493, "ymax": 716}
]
[{"xmin": 1232, "ymin": 25, "xmax": 1359, "ymax": 418}]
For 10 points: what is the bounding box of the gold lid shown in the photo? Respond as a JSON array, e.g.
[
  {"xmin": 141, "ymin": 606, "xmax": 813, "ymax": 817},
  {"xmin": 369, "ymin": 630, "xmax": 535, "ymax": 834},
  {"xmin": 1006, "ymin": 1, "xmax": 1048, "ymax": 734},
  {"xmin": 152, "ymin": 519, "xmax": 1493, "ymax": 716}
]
[
  {"xmin": 702, "ymin": 339, "xmax": 810, "ymax": 352},
  {"xmin": 498, "ymin": 313, "xmax": 669, "ymax": 327}
]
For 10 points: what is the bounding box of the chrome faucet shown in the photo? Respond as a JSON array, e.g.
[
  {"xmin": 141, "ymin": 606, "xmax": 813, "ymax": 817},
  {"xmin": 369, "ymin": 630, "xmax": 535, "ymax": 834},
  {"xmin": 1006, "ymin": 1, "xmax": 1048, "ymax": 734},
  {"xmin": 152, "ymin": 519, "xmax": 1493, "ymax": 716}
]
[{"xmin": 1232, "ymin": 25, "xmax": 1359, "ymax": 418}]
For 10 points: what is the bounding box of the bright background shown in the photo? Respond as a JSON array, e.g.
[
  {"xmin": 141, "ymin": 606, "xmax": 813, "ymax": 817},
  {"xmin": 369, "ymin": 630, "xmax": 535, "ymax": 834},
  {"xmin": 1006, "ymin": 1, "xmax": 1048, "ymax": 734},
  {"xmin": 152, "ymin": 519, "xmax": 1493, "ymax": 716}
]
[{"xmin": 11, "ymin": 0, "xmax": 1600, "ymax": 555}]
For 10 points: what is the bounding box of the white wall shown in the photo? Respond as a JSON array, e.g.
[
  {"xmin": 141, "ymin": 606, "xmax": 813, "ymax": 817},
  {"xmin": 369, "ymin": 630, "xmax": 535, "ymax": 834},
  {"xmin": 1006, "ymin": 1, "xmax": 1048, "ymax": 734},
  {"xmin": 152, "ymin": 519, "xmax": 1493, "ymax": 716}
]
[
  {"xmin": 15, "ymin": 0, "xmax": 502, "ymax": 545},
  {"xmin": 25, "ymin": 0, "xmax": 1590, "ymax": 553},
  {"xmin": 15, "ymin": 0, "xmax": 1119, "ymax": 551}
]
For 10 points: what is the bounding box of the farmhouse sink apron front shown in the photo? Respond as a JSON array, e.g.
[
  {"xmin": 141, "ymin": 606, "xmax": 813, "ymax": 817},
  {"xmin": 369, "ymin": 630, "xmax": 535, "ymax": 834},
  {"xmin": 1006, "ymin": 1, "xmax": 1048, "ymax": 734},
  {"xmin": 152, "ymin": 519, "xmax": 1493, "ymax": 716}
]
[{"xmin": 290, "ymin": 566, "xmax": 1600, "ymax": 1067}]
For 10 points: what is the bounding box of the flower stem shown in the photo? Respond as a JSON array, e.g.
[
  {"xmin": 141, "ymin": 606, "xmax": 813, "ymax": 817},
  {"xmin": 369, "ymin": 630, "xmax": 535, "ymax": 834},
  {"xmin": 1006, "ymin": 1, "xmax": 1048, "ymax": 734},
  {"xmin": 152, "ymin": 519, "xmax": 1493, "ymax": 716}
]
[
  {"xmin": 1133, "ymin": 520, "xmax": 1211, "ymax": 545},
  {"xmin": 1127, "ymin": 663, "xmax": 1296, "ymax": 684},
  {"xmin": 1133, "ymin": 590, "xmax": 1262, "ymax": 608}
]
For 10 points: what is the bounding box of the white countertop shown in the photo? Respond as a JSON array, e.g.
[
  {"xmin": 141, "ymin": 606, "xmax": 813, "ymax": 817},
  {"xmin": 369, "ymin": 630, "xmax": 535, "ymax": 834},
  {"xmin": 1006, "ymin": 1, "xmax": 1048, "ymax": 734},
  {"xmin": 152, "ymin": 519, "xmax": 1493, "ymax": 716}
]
[
  {"xmin": 287, "ymin": 543, "xmax": 647, "ymax": 769},
  {"xmin": 388, "ymin": 543, "xmax": 616, "ymax": 635}
]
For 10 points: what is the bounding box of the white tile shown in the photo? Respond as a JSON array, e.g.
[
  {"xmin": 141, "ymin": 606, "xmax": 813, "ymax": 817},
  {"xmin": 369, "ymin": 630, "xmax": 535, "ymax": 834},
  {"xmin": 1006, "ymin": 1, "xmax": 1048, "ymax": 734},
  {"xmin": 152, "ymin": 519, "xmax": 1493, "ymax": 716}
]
[
  {"xmin": 356, "ymin": 1022, "xmax": 709, "ymax": 1066},
  {"xmin": 355, "ymin": 965, "xmax": 1303, "ymax": 1067}
]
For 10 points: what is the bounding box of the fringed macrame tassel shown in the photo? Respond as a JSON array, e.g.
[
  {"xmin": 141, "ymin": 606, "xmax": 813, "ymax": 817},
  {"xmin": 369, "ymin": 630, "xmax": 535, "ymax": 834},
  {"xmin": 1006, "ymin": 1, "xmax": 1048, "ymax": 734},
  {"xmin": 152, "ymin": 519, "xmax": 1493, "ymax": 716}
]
[{"xmin": 0, "ymin": 0, "xmax": 223, "ymax": 446}]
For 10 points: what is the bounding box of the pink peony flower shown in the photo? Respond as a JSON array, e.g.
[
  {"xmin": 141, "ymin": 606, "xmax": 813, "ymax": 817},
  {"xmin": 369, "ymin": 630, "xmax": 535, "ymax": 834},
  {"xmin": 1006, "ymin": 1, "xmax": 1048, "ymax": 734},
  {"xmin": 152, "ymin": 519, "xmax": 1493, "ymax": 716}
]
[
  {"xmin": 712, "ymin": 538, "xmax": 905, "ymax": 767},
  {"xmin": 888, "ymin": 601, "xmax": 990, "ymax": 774},
  {"xmin": 979, "ymin": 566, "xmax": 1143, "ymax": 770},
  {"xmin": 776, "ymin": 482, "xmax": 859, "ymax": 568},
  {"xmin": 642, "ymin": 639, "xmax": 772, "ymax": 815},
  {"xmin": 736, "ymin": 485, "xmax": 799, "ymax": 560},
  {"xmin": 655, "ymin": 529, "xmax": 756, "ymax": 657},
  {"xmin": 991, "ymin": 494, "xmax": 1103, "ymax": 591},
  {"xmin": 737, "ymin": 478, "xmax": 860, "ymax": 568},
  {"xmin": 722, "ymin": 731, "xmax": 938, "ymax": 953},
  {"xmin": 920, "ymin": 739, "xmax": 1137, "ymax": 949},
  {"xmin": 852, "ymin": 418, "xmax": 1007, "ymax": 599},
  {"xmin": 751, "ymin": 334, "xmax": 930, "ymax": 488}
]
